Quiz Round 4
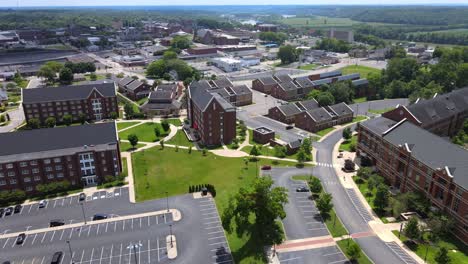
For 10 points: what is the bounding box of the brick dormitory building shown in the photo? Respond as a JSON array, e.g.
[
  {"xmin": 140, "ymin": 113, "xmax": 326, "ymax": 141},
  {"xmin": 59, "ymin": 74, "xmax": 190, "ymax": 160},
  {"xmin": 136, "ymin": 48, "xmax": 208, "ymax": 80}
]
[
  {"xmin": 356, "ymin": 87, "xmax": 468, "ymax": 243},
  {"xmin": 0, "ymin": 122, "xmax": 121, "ymax": 193},
  {"xmin": 22, "ymin": 82, "xmax": 119, "ymax": 124}
]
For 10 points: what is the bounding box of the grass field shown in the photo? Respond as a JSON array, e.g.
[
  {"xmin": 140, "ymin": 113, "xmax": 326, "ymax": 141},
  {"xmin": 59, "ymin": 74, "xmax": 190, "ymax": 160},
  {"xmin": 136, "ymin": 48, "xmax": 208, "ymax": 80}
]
[
  {"xmin": 165, "ymin": 130, "xmax": 193, "ymax": 147},
  {"xmin": 118, "ymin": 122, "xmax": 168, "ymax": 142},
  {"xmin": 340, "ymin": 65, "xmax": 381, "ymax": 78},
  {"xmin": 339, "ymin": 135, "xmax": 357, "ymax": 152},
  {"xmin": 132, "ymin": 147, "xmax": 302, "ymax": 263},
  {"xmin": 353, "ymin": 97, "xmax": 367, "ymax": 104},
  {"xmin": 241, "ymin": 145, "xmax": 298, "ymax": 160},
  {"xmin": 298, "ymin": 64, "xmax": 318, "ymax": 70},
  {"xmin": 392, "ymin": 231, "xmax": 468, "ymax": 264},
  {"xmin": 120, "ymin": 142, "xmax": 146, "ymax": 152},
  {"xmin": 163, "ymin": 118, "xmax": 183, "ymax": 127},
  {"xmin": 279, "ymin": 16, "xmax": 357, "ymax": 28},
  {"xmin": 336, "ymin": 239, "xmax": 373, "ymax": 264},
  {"xmin": 324, "ymin": 209, "xmax": 348, "ymax": 238},
  {"xmin": 369, "ymin": 108, "xmax": 393, "ymax": 115},
  {"xmin": 117, "ymin": 122, "xmax": 141, "ymax": 131},
  {"xmin": 316, "ymin": 127, "xmax": 335, "ymax": 137}
]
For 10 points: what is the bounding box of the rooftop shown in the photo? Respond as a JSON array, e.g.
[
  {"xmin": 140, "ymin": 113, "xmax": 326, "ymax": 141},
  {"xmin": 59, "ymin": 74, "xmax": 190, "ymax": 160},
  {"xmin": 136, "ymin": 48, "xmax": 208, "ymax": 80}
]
[{"xmin": 23, "ymin": 82, "xmax": 116, "ymax": 103}]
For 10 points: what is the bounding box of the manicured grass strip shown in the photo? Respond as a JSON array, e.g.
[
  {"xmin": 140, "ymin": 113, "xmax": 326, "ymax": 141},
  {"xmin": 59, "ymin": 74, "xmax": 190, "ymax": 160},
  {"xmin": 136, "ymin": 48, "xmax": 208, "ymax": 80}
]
[
  {"xmin": 132, "ymin": 148, "xmax": 299, "ymax": 264},
  {"xmin": 393, "ymin": 231, "xmax": 468, "ymax": 264},
  {"xmin": 369, "ymin": 108, "xmax": 393, "ymax": 115},
  {"xmin": 316, "ymin": 127, "xmax": 335, "ymax": 137},
  {"xmin": 339, "ymin": 135, "xmax": 357, "ymax": 152},
  {"xmin": 241, "ymin": 145, "xmax": 297, "ymax": 159},
  {"xmin": 117, "ymin": 122, "xmax": 141, "ymax": 131},
  {"xmin": 118, "ymin": 122, "xmax": 168, "ymax": 142},
  {"xmin": 337, "ymin": 239, "xmax": 372, "ymax": 264},
  {"xmin": 340, "ymin": 65, "xmax": 381, "ymax": 78},
  {"xmin": 351, "ymin": 116, "xmax": 367, "ymax": 123},
  {"xmin": 120, "ymin": 142, "xmax": 146, "ymax": 152},
  {"xmin": 324, "ymin": 209, "xmax": 348, "ymax": 238},
  {"xmin": 166, "ymin": 130, "xmax": 193, "ymax": 147},
  {"xmin": 298, "ymin": 64, "xmax": 318, "ymax": 70},
  {"xmin": 121, "ymin": 157, "xmax": 128, "ymax": 178},
  {"xmin": 353, "ymin": 97, "xmax": 367, "ymax": 103},
  {"xmin": 163, "ymin": 118, "xmax": 182, "ymax": 127}
]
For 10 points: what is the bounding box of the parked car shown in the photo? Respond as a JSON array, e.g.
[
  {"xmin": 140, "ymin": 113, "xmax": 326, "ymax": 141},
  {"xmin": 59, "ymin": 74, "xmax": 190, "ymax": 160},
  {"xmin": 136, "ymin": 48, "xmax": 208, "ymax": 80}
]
[
  {"xmin": 0, "ymin": 208, "xmax": 4, "ymax": 218},
  {"xmin": 285, "ymin": 125, "xmax": 294, "ymax": 130},
  {"xmin": 16, "ymin": 233, "xmax": 26, "ymax": 245},
  {"xmin": 2, "ymin": 261, "xmax": 11, "ymax": 264},
  {"xmin": 49, "ymin": 220, "xmax": 65, "ymax": 227},
  {"xmin": 14, "ymin": 205, "xmax": 22, "ymax": 214},
  {"xmin": 296, "ymin": 186, "xmax": 309, "ymax": 192},
  {"xmin": 4, "ymin": 207, "xmax": 13, "ymax": 216},
  {"xmin": 50, "ymin": 252, "xmax": 63, "ymax": 264},
  {"xmin": 261, "ymin": 165, "xmax": 271, "ymax": 170},
  {"xmin": 79, "ymin": 193, "xmax": 86, "ymax": 201},
  {"xmin": 92, "ymin": 214, "xmax": 108, "ymax": 221},
  {"xmin": 39, "ymin": 200, "xmax": 47, "ymax": 208}
]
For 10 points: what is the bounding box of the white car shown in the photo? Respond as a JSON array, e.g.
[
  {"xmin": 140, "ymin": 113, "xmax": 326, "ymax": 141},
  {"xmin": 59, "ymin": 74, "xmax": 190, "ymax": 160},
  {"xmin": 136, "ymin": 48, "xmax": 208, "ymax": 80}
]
[{"xmin": 38, "ymin": 200, "xmax": 47, "ymax": 208}]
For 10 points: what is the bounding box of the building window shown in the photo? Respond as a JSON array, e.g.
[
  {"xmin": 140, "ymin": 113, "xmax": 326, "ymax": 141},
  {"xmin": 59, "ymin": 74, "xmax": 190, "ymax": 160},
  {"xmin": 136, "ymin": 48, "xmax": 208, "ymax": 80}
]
[
  {"xmin": 44, "ymin": 159, "xmax": 51, "ymax": 164},
  {"xmin": 57, "ymin": 173, "xmax": 64, "ymax": 178},
  {"xmin": 67, "ymin": 156, "xmax": 72, "ymax": 162},
  {"xmin": 6, "ymin": 163, "xmax": 13, "ymax": 169},
  {"xmin": 20, "ymin": 162, "xmax": 27, "ymax": 167},
  {"xmin": 7, "ymin": 171, "xmax": 15, "ymax": 177},
  {"xmin": 0, "ymin": 180, "xmax": 5, "ymax": 185},
  {"xmin": 22, "ymin": 169, "xmax": 30, "ymax": 175},
  {"xmin": 453, "ymin": 198, "xmax": 460, "ymax": 213},
  {"xmin": 55, "ymin": 165, "xmax": 62, "ymax": 170},
  {"xmin": 54, "ymin": 158, "xmax": 61, "ymax": 163},
  {"xmin": 24, "ymin": 177, "xmax": 31, "ymax": 183},
  {"xmin": 47, "ymin": 174, "xmax": 54, "ymax": 179},
  {"xmin": 0, "ymin": 172, "xmax": 3, "ymax": 178},
  {"xmin": 79, "ymin": 152, "xmax": 96, "ymax": 177},
  {"xmin": 10, "ymin": 179, "xmax": 16, "ymax": 184},
  {"xmin": 68, "ymin": 164, "xmax": 73, "ymax": 169},
  {"xmin": 30, "ymin": 160, "xmax": 38, "ymax": 166},
  {"xmin": 45, "ymin": 166, "xmax": 53, "ymax": 172},
  {"xmin": 32, "ymin": 168, "xmax": 39, "ymax": 174},
  {"xmin": 34, "ymin": 176, "xmax": 41, "ymax": 181},
  {"xmin": 25, "ymin": 186, "xmax": 33, "ymax": 192}
]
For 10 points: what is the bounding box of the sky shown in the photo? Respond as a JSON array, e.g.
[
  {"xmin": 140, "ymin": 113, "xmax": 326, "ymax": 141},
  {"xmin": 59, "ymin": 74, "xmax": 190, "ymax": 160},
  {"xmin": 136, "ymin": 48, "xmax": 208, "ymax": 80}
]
[{"xmin": 1, "ymin": 0, "xmax": 468, "ymax": 7}]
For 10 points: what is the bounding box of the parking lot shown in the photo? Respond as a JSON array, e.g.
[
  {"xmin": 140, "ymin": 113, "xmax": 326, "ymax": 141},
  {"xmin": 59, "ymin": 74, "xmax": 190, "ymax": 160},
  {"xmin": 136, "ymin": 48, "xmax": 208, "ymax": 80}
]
[
  {"xmin": 278, "ymin": 245, "xmax": 347, "ymax": 264},
  {"xmin": 198, "ymin": 197, "xmax": 233, "ymax": 264}
]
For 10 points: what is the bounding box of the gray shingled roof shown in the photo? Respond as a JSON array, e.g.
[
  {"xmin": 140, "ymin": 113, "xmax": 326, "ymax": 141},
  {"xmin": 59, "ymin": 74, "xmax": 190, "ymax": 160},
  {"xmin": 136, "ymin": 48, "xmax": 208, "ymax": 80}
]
[
  {"xmin": 360, "ymin": 116, "xmax": 398, "ymax": 135},
  {"xmin": 338, "ymin": 73, "xmax": 360, "ymax": 81},
  {"xmin": 258, "ymin": 76, "xmax": 277, "ymax": 85},
  {"xmin": 118, "ymin": 77, "xmax": 134, "ymax": 87},
  {"xmin": 157, "ymin": 84, "xmax": 177, "ymax": 92},
  {"xmin": 23, "ymin": 83, "xmax": 116, "ymax": 103},
  {"xmin": 320, "ymin": 70, "xmax": 341, "ymax": 79},
  {"xmin": 189, "ymin": 84, "xmax": 213, "ymax": 110},
  {"xmin": 407, "ymin": 87, "xmax": 468, "ymax": 125},
  {"xmin": 296, "ymin": 99, "xmax": 319, "ymax": 111},
  {"xmin": 141, "ymin": 101, "xmax": 181, "ymax": 110},
  {"xmin": 0, "ymin": 122, "xmax": 117, "ymax": 157},
  {"xmin": 126, "ymin": 80, "xmax": 144, "ymax": 91},
  {"xmin": 274, "ymin": 74, "xmax": 292, "ymax": 83},
  {"xmin": 213, "ymin": 77, "xmax": 233, "ymax": 88},
  {"xmin": 383, "ymin": 120, "xmax": 468, "ymax": 189},
  {"xmin": 307, "ymin": 107, "xmax": 333, "ymax": 122},
  {"xmin": 328, "ymin": 102, "xmax": 353, "ymax": 117},
  {"xmin": 277, "ymin": 104, "xmax": 301, "ymax": 117},
  {"xmin": 231, "ymin": 84, "xmax": 251, "ymax": 95},
  {"xmin": 352, "ymin": 79, "xmax": 369, "ymax": 86},
  {"xmin": 294, "ymin": 76, "xmax": 314, "ymax": 88},
  {"xmin": 312, "ymin": 78, "xmax": 333, "ymax": 86},
  {"xmin": 278, "ymin": 81, "xmax": 300, "ymax": 91},
  {"xmin": 149, "ymin": 90, "xmax": 173, "ymax": 100}
]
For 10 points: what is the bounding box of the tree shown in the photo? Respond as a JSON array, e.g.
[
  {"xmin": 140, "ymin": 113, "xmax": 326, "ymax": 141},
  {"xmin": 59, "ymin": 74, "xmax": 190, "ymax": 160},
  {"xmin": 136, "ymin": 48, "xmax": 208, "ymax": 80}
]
[
  {"xmin": 27, "ymin": 118, "xmax": 40, "ymax": 129},
  {"xmin": 162, "ymin": 51, "xmax": 178, "ymax": 60},
  {"xmin": 329, "ymin": 82, "xmax": 353, "ymax": 104},
  {"xmin": 346, "ymin": 243, "xmax": 362, "ymax": 261},
  {"xmin": 110, "ymin": 112, "xmax": 118, "ymax": 119},
  {"xmin": 374, "ymin": 184, "xmax": 389, "ymax": 212},
  {"xmin": 0, "ymin": 115, "xmax": 5, "ymax": 123},
  {"xmin": 78, "ymin": 113, "xmax": 87, "ymax": 124},
  {"xmin": 307, "ymin": 89, "xmax": 321, "ymax": 100},
  {"xmin": 222, "ymin": 176, "xmax": 288, "ymax": 245},
  {"xmin": 154, "ymin": 126, "xmax": 161, "ymax": 138},
  {"xmin": 296, "ymin": 149, "xmax": 307, "ymax": 164},
  {"xmin": 44, "ymin": 61, "xmax": 63, "ymax": 73},
  {"xmin": 161, "ymin": 120, "xmax": 170, "ymax": 132},
  {"xmin": 316, "ymin": 92, "xmax": 335, "ymax": 106},
  {"xmin": 342, "ymin": 127, "xmax": 352, "ymax": 140},
  {"xmin": 434, "ymin": 247, "xmax": 451, "ymax": 264},
  {"xmin": 404, "ymin": 217, "xmax": 421, "ymax": 240},
  {"xmin": 89, "ymin": 73, "xmax": 97, "ymax": 81},
  {"xmin": 45, "ymin": 117, "xmax": 56, "ymax": 128},
  {"xmin": 427, "ymin": 214, "xmax": 455, "ymax": 240},
  {"xmin": 357, "ymin": 167, "xmax": 372, "ymax": 180},
  {"xmin": 146, "ymin": 60, "xmax": 167, "ymax": 78},
  {"xmin": 308, "ymin": 177, "xmax": 322, "ymax": 194},
  {"xmin": 127, "ymin": 134, "xmax": 139, "ymax": 149},
  {"xmin": 160, "ymin": 140, "xmax": 165, "ymax": 149},
  {"xmin": 249, "ymin": 145, "xmax": 260, "ymax": 156},
  {"xmin": 316, "ymin": 192, "xmax": 333, "ymax": 217},
  {"xmin": 171, "ymin": 36, "xmax": 191, "ymax": 50},
  {"xmin": 37, "ymin": 65, "xmax": 56, "ymax": 83},
  {"xmin": 124, "ymin": 103, "xmax": 134, "ymax": 119},
  {"xmin": 278, "ymin": 45, "xmax": 297, "ymax": 65},
  {"xmin": 59, "ymin": 67, "xmax": 74, "ymax": 84},
  {"xmin": 62, "ymin": 114, "xmax": 73, "ymax": 126}
]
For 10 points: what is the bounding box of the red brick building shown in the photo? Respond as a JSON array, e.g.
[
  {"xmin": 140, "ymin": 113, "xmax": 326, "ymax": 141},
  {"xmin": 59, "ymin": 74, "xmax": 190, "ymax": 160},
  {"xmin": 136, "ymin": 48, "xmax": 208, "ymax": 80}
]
[
  {"xmin": 188, "ymin": 80, "xmax": 237, "ymax": 146},
  {"xmin": 382, "ymin": 88, "xmax": 468, "ymax": 137},
  {"xmin": 118, "ymin": 77, "xmax": 150, "ymax": 100},
  {"xmin": 0, "ymin": 122, "xmax": 121, "ymax": 193},
  {"xmin": 357, "ymin": 117, "xmax": 468, "ymax": 244},
  {"xmin": 22, "ymin": 83, "xmax": 119, "ymax": 124},
  {"xmin": 294, "ymin": 102, "xmax": 354, "ymax": 133}
]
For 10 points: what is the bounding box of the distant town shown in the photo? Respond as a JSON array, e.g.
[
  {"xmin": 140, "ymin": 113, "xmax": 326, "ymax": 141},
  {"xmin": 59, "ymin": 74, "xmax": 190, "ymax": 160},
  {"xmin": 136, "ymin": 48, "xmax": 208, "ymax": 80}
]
[{"xmin": 0, "ymin": 5, "xmax": 467, "ymax": 264}]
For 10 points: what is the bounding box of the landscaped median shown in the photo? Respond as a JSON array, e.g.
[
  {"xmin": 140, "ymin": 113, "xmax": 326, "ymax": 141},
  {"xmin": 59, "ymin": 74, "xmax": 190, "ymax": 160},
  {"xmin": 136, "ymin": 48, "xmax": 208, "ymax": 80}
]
[{"xmin": 131, "ymin": 146, "xmax": 300, "ymax": 264}]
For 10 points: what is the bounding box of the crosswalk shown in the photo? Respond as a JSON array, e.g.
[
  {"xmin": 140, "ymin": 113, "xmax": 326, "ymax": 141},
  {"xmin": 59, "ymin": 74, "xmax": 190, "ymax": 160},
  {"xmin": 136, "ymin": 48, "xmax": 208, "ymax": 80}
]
[{"xmin": 315, "ymin": 162, "xmax": 335, "ymax": 168}]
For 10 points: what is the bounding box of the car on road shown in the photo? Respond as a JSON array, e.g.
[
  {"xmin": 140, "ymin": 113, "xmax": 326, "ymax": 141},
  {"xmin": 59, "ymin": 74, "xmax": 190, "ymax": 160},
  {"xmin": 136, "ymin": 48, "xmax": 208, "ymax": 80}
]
[
  {"xmin": 285, "ymin": 125, "xmax": 294, "ymax": 130},
  {"xmin": 79, "ymin": 193, "xmax": 86, "ymax": 201},
  {"xmin": 16, "ymin": 233, "xmax": 26, "ymax": 245},
  {"xmin": 92, "ymin": 214, "xmax": 108, "ymax": 221},
  {"xmin": 14, "ymin": 204, "xmax": 22, "ymax": 214},
  {"xmin": 39, "ymin": 200, "xmax": 47, "ymax": 208},
  {"xmin": 261, "ymin": 165, "xmax": 271, "ymax": 170},
  {"xmin": 50, "ymin": 252, "xmax": 63, "ymax": 264},
  {"xmin": 296, "ymin": 186, "xmax": 309, "ymax": 192},
  {"xmin": 49, "ymin": 219, "xmax": 65, "ymax": 227},
  {"xmin": 4, "ymin": 207, "xmax": 13, "ymax": 216}
]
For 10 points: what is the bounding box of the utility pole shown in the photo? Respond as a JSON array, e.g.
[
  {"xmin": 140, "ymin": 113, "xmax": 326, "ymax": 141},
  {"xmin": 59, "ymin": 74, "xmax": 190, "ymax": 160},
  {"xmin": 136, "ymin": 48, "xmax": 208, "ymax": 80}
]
[
  {"xmin": 67, "ymin": 241, "xmax": 74, "ymax": 264},
  {"xmin": 169, "ymin": 224, "xmax": 174, "ymax": 248},
  {"xmin": 80, "ymin": 202, "xmax": 87, "ymax": 225},
  {"xmin": 165, "ymin": 191, "xmax": 169, "ymax": 213}
]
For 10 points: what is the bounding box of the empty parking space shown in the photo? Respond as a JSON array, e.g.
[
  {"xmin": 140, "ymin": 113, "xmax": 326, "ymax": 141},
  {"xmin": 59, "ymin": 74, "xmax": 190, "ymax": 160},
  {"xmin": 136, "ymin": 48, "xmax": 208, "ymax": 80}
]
[
  {"xmin": 278, "ymin": 246, "xmax": 347, "ymax": 264},
  {"xmin": 198, "ymin": 197, "xmax": 233, "ymax": 264},
  {"xmin": 385, "ymin": 242, "xmax": 419, "ymax": 264}
]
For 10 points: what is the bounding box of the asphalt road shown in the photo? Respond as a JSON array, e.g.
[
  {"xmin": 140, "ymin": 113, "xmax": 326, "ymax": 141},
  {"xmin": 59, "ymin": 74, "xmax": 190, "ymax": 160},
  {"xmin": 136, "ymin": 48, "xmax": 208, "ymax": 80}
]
[
  {"xmin": 0, "ymin": 107, "xmax": 24, "ymax": 133},
  {"xmin": 0, "ymin": 193, "xmax": 233, "ymax": 264}
]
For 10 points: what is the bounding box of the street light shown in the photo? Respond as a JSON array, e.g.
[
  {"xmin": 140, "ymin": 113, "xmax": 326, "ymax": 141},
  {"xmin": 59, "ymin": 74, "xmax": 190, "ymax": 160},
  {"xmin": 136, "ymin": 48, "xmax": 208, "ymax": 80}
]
[
  {"xmin": 80, "ymin": 202, "xmax": 87, "ymax": 225},
  {"xmin": 66, "ymin": 241, "xmax": 74, "ymax": 264},
  {"xmin": 165, "ymin": 191, "xmax": 169, "ymax": 213},
  {"xmin": 127, "ymin": 242, "xmax": 143, "ymax": 264},
  {"xmin": 169, "ymin": 224, "xmax": 174, "ymax": 248}
]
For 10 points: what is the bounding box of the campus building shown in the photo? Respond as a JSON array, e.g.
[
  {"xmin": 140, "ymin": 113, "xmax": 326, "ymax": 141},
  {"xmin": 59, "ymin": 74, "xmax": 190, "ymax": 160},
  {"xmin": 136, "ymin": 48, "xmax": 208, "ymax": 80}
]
[
  {"xmin": 187, "ymin": 80, "xmax": 237, "ymax": 146},
  {"xmin": 356, "ymin": 117, "xmax": 468, "ymax": 243},
  {"xmin": 22, "ymin": 83, "xmax": 119, "ymax": 124},
  {"xmin": 140, "ymin": 83, "xmax": 184, "ymax": 116},
  {"xmin": 0, "ymin": 122, "xmax": 121, "ymax": 193},
  {"xmin": 117, "ymin": 77, "xmax": 150, "ymax": 100}
]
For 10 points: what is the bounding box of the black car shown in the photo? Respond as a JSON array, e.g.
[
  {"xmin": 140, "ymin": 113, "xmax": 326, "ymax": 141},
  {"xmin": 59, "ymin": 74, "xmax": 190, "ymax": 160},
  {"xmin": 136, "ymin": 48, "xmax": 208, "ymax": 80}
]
[
  {"xmin": 92, "ymin": 214, "xmax": 108, "ymax": 221},
  {"xmin": 50, "ymin": 252, "xmax": 63, "ymax": 264},
  {"xmin": 49, "ymin": 219, "xmax": 65, "ymax": 227},
  {"xmin": 296, "ymin": 186, "xmax": 309, "ymax": 192},
  {"xmin": 3, "ymin": 261, "xmax": 11, "ymax": 264},
  {"xmin": 4, "ymin": 207, "xmax": 13, "ymax": 216},
  {"xmin": 79, "ymin": 193, "xmax": 86, "ymax": 201},
  {"xmin": 16, "ymin": 233, "xmax": 26, "ymax": 245},
  {"xmin": 14, "ymin": 205, "xmax": 22, "ymax": 214},
  {"xmin": 0, "ymin": 208, "xmax": 4, "ymax": 218},
  {"xmin": 285, "ymin": 125, "xmax": 294, "ymax": 130}
]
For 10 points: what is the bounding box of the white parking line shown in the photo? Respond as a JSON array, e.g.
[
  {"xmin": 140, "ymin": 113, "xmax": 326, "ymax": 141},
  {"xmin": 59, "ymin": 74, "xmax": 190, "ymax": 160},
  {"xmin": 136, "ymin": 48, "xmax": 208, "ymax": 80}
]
[
  {"xmin": 209, "ymin": 241, "xmax": 227, "ymax": 246},
  {"xmin": 28, "ymin": 205, "xmax": 33, "ymax": 213},
  {"xmin": 40, "ymin": 232, "xmax": 46, "ymax": 243},
  {"xmin": 200, "ymin": 203, "xmax": 214, "ymax": 207},
  {"xmin": 147, "ymin": 239, "xmax": 151, "ymax": 263},
  {"xmin": 201, "ymin": 208, "xmax": 216, "ymax": 211},
  {"xmin": 87, "ymin": 225, "xmax": 92, "ymax": 236},
  {"xmin": 328, "ymin": 259, "xmax": 347, "ymax": 264},
  {"xmin": 31, "ymin": 233, "xmax": 38, "ymax": 245},
  {"xmin": 208, "ymin": 236, "xmax": 225, "ymax": 240},
  {"xmin": 90, "ymin": 248, "xmax": 95, "ymax": 263},
  {"xmin": 323, "ymin": 252, "xmax": 342, "ymax": 256},
  {"xmin": 105, "ymin": 222, "xmax": 109, "ymax": 233},
  {"xmin": 156, "ymin": 215, "xmax": 159, "ymax": 225},
  {"xmin": 308, "ymin": 227, "xmax": 327, "ymax": 231},
  {"xmin": 114, "ymin": 221, "xmax": 118, "ymax": 232},
  {"xmin": 70, "ymin": 252, "xmax": 75, "ymax": 264},
  {"xmin": 97, "ymin": 223, "xmax": 101, "ymax": 235},
  {"xmin": 119, "ymin": 243, "xmax": 123, "ymax": 264},
  {"xmin": 69, "ymin": 197, "xmax": 73, "ymax": 205},
  {"xmin": 208, "ymin": 231, "xmax": 224, "ymax": 235},
  {"xmin": 157, "ymin": 237, "xmax": 160, "ymax": 262},
  {"xmin": 40, "ymin": 256, "xmax": 45, "ymax": 264},
  {"xmin": 99, "ymin": 246, "xmax": 104, "ymax": 264},
  {"xmin": 69, "ymin": 228, "xmax": 74, "ymax": 239},
  {"xmin": 131, "ymin": 218, "xmax": 134, "ymax": 230},
  {"xmin": 205, "ymin": 226, "xmax": 221, "ymax": 230},
  {"xmin": 302, "ymin": 210, "xmax": 317, "ymax": 213},
  {"xmin": 202, "ymin": 212, "xmax": 218, "ymax": 216},
  {"xmin": 80, "ymin": 250, "xmax": 85, "ymax": 264},
  {"xmin": 279, "ymin": 257, "xmax": 301, "ymax": 262},
  {"xmin": 50, "ymin": 230, "xmax": 56, "ymax": 242},
  {"xmin": 205, "ymin": 221, "xmax": 221, "ymax": 225},
  {"xmin": 204, "ymin": 216, "xmax": 219, "ymax": 220},
  {"xmin": 212, "ymin": 253, "xmax": 231, "ymax": 258},
  {"xmin": 61, "ymin": 198, "xmax": 65, "ymax": 207},
  {"xmin": 110, "ymin": 244, "xmax": 114, "ymax": 264},
  {"xmin": 53, "ymin": 199, "xmax": 58, "ymax": 208}
]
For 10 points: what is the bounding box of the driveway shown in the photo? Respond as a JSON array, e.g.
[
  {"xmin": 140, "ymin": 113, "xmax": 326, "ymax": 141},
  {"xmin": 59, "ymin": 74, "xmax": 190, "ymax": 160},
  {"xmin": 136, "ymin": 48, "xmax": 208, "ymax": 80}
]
[{"xmin": 0, "ymin": 107, "xmax": 24, "ymax": 133}]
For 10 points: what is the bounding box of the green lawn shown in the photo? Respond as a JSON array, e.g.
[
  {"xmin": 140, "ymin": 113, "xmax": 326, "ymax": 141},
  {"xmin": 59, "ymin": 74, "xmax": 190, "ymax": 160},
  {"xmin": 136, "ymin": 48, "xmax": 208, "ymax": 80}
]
[
  {"xmin": 279, "ymin": 16, "xmax": 357, "ymax": 28},
  {"xmin": 132, "ymin": 147, "xmax": 301, "ymax": 264},
  {"xmin": 337, "ymin": 239, "xmax": 373, "ymax": 264},
  {"xmin": 120, "ymin": 141, "xmax": 146, "ymax": 152},
  {"xmin": 351, "ymin": 116, "xmax": 368, "ymax": 123},
  {"xmin": 298, "ymin": 64, "xmax": 318, "ymax": 70},
  {"xmin": 291, "ymin": 175, "xmax": 312, "ymax": 181},
  {"xmin": 353, "ymin": 178, "xmax": 376, "ymax": 206},
  {"xmin": 121, "ymin": 157, "xmax": 128, "ymax": 178},
  {"xmin": 340, "ymin": 65, "xmax": 381, "ymax": 78},
  {"xmin": 324, "ymin": 209, "xmax": 348, "ymax": 238},
  {"xmin": 118, "ymin": 122, "xmax": 168, "ymax": 142},
  {"xmin": 117, "ymin": 122, "xmax": 141, "ymax": 131},
  {"xmin": 353, "ymin": 97, "xmax": 367, "ymax": 104},
  {"xmin": 339, "ymin": 135, "xmax": 357, "ymax": 152},
  {"xmin": 392, "ymin": 231, "xmax": 468, "ymax": 264},
  {"xmin": 137, "ymin": 97, "xmax": 148, "ymax": 106},
  {"xmin": 316, "ymin": 127, "xmax": 335, "ymax": 137},
  {"xmin": 241, "ymin": 145, "xmax": 298, "ymax": 160},
  {"xmin": 163, "ymin": 118, "xmax": 182, "ymax": 127},
  {"xmin": 369, "ymin": 108, "xmax": 393, "ymax": 115},
  {"xmin": 117, "ymin": 94, "xmax": 141, "ymax": 113},
  {"xmin": 165, "ymin": 130, "xmax": 193, "ymax": 147}
]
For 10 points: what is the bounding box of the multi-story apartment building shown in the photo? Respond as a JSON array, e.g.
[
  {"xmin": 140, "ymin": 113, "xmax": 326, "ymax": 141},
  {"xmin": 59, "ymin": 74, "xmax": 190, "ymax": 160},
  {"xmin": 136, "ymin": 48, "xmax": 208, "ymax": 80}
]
[
  {"xmin": 357, "ymin": 117, "xmax": 468, "ymax": 243},
  {"xmin": 187, "ymin": 81, "xmax": 237, "ymax": 146},
  {"xmin": 0, "ymin": 122, "xmax": 121, "ymax": 193},
  {"xmin": 382, "ymin": 87, "xmax": 468, "ymax": 137},
  {"xmin": 22, "ymin": 83, "xmax": 119, "ymax": 124}
]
